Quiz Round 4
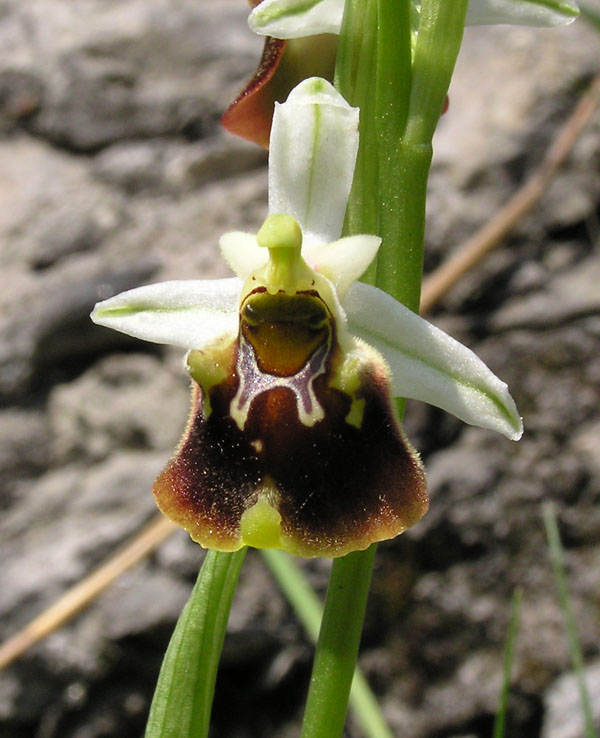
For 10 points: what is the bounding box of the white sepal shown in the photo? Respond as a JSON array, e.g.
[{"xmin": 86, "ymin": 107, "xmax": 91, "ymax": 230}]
[
  {"xmin": 249, "ymin": 0, "xmax": 344, "ymax": 38},
  {"xmin": 466, "ymin": 0, "xmax": 578, "ymax": 26},
  {"xmin": 268, "ymin": 77, "xmax": 359, "ymax": 245},
  {"xmin": 91, "ymin": 279, "xmax": 240, "ymax": 350},
  {"xmin": 344, "ymin": 282, "xmax": 523, "ymax": 440}
]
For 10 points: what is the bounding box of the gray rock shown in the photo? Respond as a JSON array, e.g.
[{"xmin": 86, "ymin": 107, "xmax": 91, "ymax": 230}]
[
  {"xmin": 0, "ymin": 68, "xmax": 42, "ymax": 134},
  {"xmin": 98, "ymin": 566, "xmax": 191, "ymax": 641},
  {"xmin": 571, "ymin": 421, "xmax": 600, "ymax": 478},
  {"xmin": 1, "ymin": 0, "xmax": 261, "ymax": 151},
  {"xmin": 0, "ymin": 671, "xmax": 20, "ymax": 721},
  {"xmin": 492, "ymin": 255, "xmax": 600, "ymax": 331},
  {"xmin": 0, "ymin": 254, "xmax": 160, "ymax": 400},
  {"xmin": 94, "ymin": 134, "xmax": 267, "ymax": 195},
  {"xmin": 48, "ymin": 353, "xmax": 190, "ymax": 464},
  {"xmin": 0, "ymin": 137, "xmax": 126, "ymax": 268},
  {"xmin": 542, "ymin": 660, "xmax": 600, "ymax": 738},
  {"xmin": 0, "ymin": 409, "xmax": 49, "ymax": 484},
  {"xmin": 29, "ymin": 209, "xmax": 113, "ymax": 270},
  {"xmin": 429, "ymin": 21, "xmax": 600, "ymax": 272},
  {"xmin": 0, "ymin": 452, "xmax": 165, "ymax": 629}
]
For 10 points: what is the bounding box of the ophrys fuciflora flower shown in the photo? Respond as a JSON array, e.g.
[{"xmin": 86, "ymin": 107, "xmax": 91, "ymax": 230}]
[{"xmin": 92, "ymin": 78, "xmax": 522, "ymax": 557}]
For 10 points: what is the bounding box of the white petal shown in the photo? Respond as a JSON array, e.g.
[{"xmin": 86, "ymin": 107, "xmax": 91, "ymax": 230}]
[
  {"xmin": 268, "ymin": 77, "xmax": 359, "ymax": 245},
  {"xmin": 219, "ymin": 231, "xmax": 266, "ymax": 279},
  {"xmin": 304, "ymin": 235, "xmax": 381, "ymax": 298},
  {"xmin": 91, "ymin": 278, "xmax": 241, "ymax": 350},
  {"xmin": 466, "ymin": 0, "xmax": 578, "ymax": 26},
  {"xmin": 249, "ymin": 0, "xmax": 344, "ymax": 38},
  {"xmin": 344, "ymin": 283, "xmax": 523, "ymax": 440}
]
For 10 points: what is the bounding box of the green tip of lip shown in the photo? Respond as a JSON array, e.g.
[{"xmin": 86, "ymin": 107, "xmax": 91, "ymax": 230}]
[{"xmin": 240, "ymin": 497, "xmax": 282, "ymax": 549}]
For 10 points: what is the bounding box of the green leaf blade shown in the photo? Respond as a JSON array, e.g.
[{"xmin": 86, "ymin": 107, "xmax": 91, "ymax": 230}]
[{"xmin": 145, "ymin": 548, "xmax": 247, "ymax": 738}]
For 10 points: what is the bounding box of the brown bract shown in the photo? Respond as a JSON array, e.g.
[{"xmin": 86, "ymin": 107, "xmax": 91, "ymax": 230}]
[{"xmin": 222, "ymin": 33, "xmax": 338, "ymax": 148}]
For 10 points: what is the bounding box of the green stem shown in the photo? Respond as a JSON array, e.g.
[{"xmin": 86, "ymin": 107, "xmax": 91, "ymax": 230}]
[
  {"xmin": 300, "ymin": 545, "xmax": 377, "ymax": 738},
  {"xmin": 376, "ymin": 0, "xmax": 468, "ymax": 310},
  {"xmin": 300, "ymin": 2, "xmax": 471, "ymax": 736},
  {"xmin": 335, "ymin": 0, "xmax": 380, "ymax": 286},
  {"xmin": 145, "ymin": 548, "xmax": 247, "ymax": 738},
  {"xmin": 406, "ymin": 0, "xmax": 468, "ymax": 145},
  {"xmin": 376, "ymin": 0, "xmax": 412, "ymax": 141},
  {"xmin": 262, "ymin": 549, "xmax": 394, "ymax": 738}
]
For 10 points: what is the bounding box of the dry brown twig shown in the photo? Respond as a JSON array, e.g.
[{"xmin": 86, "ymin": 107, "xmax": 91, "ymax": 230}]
[
  {"xmin": 420, "ymin": 73, "xmax": 600, "ymax": 313},
  {"xmin": 0, "ymin": 516, "xmax": 175, "ymax": 671},
  {"xmin": 1, "ymin": 74, "xmax": 598, "ymax": 675}
]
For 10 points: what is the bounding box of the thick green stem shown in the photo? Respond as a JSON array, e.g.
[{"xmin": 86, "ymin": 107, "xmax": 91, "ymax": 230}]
[
  {"xmin": 300, "ymin": 545, "xmax": 377, "ymax": 738},
  {"xmin": 376, "ymin": 0, "xmax": 468, "ymax": 310},
  {"xmin": 335, "ymin": 0, "xmax": 380, "ymax": 286},
  {"xmin": 145, "ymin": 548, "xmax": 247, "ymax": 738},
  {"xmin": 375, "ymin": 141, "xmax": 431, "ymax": 310},
  {"xmin": 300, "ymin": 2, "xmax": 471, "ymax": 737},
  {"xmin": 262, "ymin": 550, "xmax": 393, "ymax": 738}
]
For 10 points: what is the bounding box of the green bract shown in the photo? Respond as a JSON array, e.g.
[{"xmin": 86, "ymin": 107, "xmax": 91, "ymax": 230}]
[
  {"xmin": 92, "ymin": 79, "xmax": 522, "ymax": 558},
  {"xmin": 249, "ymin": 0, "xmax": 578, "ymax": 38}
]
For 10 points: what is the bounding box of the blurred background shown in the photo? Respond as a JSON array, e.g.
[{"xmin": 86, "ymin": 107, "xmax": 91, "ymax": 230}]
[{"xmin": 0, "ymin": 1, "xmax": 599, "ymax": 737}]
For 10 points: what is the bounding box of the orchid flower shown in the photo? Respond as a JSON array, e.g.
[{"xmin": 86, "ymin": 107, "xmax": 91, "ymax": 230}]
[
  {"xmin": 249, "ymin": 0, "xmax": 579, "ymax": 38},
  {"xmin": 223, "ymin": 0, "xmax": 578, "ymax": 147},
  {"xmin": 92, "ymin": 78, "xmax": 522, "ymax": 558}
]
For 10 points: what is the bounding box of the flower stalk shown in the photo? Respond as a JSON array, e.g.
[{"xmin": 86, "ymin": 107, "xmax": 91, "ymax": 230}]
[
  {"xmin": 301, "ymin": 545, "xmax": 377, "ymax": 738},
  {"xmin": 300, "ymin": 1, "xmax": 471, "ymax": 734},
  {"xmin": 377, "ymin": 0, "xmax": 468, "ymax": 308}
]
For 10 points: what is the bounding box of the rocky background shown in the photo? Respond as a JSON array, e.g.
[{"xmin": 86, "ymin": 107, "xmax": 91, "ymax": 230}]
[{"xmin": 1, "ymin": 2, "xmax": 599, "ymax": 737}]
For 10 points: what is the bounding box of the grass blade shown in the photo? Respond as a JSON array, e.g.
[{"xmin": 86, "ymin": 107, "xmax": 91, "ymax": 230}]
[
  {"xmin": 543, "ymin": 503, "xmax": 598, "ymax": 738},
  {"xmin": 493, "ymin": 588, "xmax": 523, "ymax": 738}
]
